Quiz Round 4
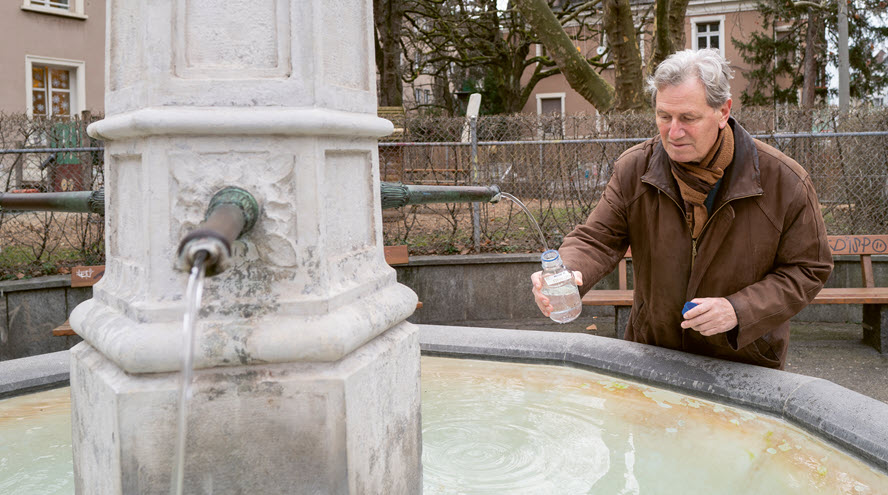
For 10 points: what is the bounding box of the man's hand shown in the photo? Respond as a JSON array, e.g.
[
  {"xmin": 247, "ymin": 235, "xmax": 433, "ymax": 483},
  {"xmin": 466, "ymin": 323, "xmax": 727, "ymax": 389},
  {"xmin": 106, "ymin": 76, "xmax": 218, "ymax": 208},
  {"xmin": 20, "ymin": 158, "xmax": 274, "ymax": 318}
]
[
  {"xmin": 681, "ymin": 297, "xmax": 738, "ymax": 336},
  {"xmin": 531, "ymin": 270, "xmax": 583, "ymax": 317}
]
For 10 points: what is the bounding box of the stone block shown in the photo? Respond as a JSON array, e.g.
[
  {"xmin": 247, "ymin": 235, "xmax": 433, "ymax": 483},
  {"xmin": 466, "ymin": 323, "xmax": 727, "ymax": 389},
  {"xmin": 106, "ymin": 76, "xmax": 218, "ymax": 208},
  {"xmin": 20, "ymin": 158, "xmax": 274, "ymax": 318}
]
[
  {"xmin": 71, "ymin": 322, "xmax": 421, "ymax": 495},
  {"xmin": 3, "ymin": 289, "xmax": 68, "ymax": 360}
]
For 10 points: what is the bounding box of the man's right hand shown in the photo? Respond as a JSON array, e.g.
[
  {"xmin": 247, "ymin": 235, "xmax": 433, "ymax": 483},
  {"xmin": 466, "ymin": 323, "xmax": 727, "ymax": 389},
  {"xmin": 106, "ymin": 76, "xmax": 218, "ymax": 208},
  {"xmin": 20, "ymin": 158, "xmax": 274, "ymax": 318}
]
[{"xmin": 531, "ymin": 270, "xmax": 583, "ymax": 317}]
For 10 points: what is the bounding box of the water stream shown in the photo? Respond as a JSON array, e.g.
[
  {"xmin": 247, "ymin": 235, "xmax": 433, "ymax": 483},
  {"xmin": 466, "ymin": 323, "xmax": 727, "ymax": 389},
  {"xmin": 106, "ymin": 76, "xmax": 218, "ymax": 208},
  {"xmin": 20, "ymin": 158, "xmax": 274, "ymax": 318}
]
[
  {"xmin": 499, "ymin": 192, "xmax": 549, "ymax": 252},
  {"xmin": 171, "ymin": 251, "xmax": 208, "ymax": 495}
]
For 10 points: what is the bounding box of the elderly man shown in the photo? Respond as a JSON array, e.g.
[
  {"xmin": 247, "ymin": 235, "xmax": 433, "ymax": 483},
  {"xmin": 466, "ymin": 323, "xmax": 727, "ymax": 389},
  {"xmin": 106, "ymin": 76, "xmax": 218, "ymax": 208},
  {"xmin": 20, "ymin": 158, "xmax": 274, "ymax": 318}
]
[{"xmin": 532, "ymin": 49, "xmax": 832, "ymax": 369}]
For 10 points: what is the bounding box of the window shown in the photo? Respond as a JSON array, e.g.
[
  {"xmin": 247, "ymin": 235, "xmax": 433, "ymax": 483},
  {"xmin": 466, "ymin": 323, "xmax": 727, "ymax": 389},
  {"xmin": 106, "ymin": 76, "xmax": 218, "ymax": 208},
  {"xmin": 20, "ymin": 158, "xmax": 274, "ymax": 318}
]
[
  {"xmin": 31, "ymin": 0, "xmax": 68, "ymax": 7},
  {"xmin": 539, "ymin": 97, "xmax": 563, "ymax": 116},
  {"xmin": 21, "ymin": 0, "xmax": 86, "ymax": 19},
  {"xmin": 536, "ymin": 93, "xmax": 565, "ymax": 138},
  {"xmin": 26, "ymin": 56, "xmax": 86, "ymax": 119},
  {"xmin": 691, "ymin": 16, "xmax": 725, "ymax": 55},
  {"xmin": 32, "ymin": 66, "xmax": 72, "ymax": 118}
]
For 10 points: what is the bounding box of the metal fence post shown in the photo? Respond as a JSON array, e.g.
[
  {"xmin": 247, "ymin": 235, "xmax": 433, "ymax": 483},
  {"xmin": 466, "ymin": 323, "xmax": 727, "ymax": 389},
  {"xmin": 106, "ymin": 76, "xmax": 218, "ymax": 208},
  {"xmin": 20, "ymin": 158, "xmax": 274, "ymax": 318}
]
[{"xmin": 471, "ymin": 115, "xmax": 481, "ymax": 253}]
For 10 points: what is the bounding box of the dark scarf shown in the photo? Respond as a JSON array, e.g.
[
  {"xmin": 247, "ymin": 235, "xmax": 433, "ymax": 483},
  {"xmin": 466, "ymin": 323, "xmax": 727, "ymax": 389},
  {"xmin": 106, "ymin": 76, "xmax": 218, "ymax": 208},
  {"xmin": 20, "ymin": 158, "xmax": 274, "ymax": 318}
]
[{"xmin": 670, "ymin": 125, "xmax": 734, "ymax": 239}]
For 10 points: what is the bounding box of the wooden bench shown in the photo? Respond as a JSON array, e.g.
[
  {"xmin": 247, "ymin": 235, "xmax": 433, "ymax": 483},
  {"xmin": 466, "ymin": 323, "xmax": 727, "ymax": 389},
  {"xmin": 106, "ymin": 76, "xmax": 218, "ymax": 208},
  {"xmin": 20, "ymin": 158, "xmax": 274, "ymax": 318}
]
[
  {"xmin": 384, "ymin": 245, "xmax": 423, "ymax": 310},
  {"xmin": 52, "ymin": 265, "xmax": 105, "ymax": 337},
  {"xmin": 378, "ymin": 106, "xmax": 405, "ymax": 140},
  {"xmin": 581, "ymin": 235, "xmax": 888, "ymax": 353}
]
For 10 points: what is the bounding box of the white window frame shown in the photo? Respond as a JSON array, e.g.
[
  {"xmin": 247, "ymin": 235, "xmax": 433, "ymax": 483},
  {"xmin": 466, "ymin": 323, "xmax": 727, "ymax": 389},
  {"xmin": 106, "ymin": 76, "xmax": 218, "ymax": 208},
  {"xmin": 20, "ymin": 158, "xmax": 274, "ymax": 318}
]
[
  {"xmin": 21, "ymin": 0, "xmax": 87, "ymax": 20},
  {"xmin": 25, "ymin": 55, "xmax": 86, "ymax": 118},
  {"xmin": 691, "ymin": 15, "xmax": 725, "ymax": 55}
]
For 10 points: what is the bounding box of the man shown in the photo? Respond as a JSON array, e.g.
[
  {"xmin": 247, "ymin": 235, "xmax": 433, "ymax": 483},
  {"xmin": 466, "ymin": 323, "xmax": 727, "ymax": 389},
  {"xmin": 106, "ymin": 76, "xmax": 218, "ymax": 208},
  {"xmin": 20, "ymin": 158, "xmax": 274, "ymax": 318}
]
[{"xmin": 531, "ymin": 49, "xmax": 832, "ymax": 369}]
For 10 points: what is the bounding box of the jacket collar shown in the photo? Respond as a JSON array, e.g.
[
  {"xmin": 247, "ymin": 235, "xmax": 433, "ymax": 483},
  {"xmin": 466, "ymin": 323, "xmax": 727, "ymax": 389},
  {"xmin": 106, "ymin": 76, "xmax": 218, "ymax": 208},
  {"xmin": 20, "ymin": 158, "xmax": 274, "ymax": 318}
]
[{"xmin": 641, "ymin": 117, "xmax": 763, "ymax": 207}]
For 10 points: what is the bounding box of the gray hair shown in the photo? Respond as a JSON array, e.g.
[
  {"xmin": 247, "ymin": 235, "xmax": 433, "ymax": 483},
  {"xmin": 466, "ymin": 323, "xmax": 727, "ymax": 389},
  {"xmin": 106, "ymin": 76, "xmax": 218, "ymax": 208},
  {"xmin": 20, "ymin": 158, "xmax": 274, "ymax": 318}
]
[{"xmin": 648, "ymin": 49, "xmax": 734, "ymax": 109}]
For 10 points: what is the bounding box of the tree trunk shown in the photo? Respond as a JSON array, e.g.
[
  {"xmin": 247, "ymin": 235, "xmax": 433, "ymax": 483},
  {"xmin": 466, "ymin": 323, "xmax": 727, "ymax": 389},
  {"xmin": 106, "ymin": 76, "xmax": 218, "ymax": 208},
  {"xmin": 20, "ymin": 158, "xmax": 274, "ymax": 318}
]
[
  {"xmin": 604, "ymin": 0, "xmax": 646, "ymax": 110},
  {"xmin": 513, "ymin": 0, "xmax": 615, "ymax": 112},
  {"xmin": 648, "ymin": 0, "xmax": 688, "ymax": 73},
  {"xmin": 374, "ymin": 0, "xmax": 404, "ymax": 107},
  {"xmin": 667, "ymin": 0, "xmax": 689, "ymax": 53},
  {"xmin": 648, "ymin": 0, "xmax": 673, "ymax": 73},
  {"xmin": 801, "ymin": 10, "xmax": 822, "ymax": 108}
]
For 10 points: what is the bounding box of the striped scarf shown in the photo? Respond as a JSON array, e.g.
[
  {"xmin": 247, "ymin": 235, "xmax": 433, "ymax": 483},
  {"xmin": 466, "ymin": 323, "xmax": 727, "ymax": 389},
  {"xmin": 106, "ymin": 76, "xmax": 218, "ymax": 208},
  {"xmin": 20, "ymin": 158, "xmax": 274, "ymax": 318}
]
[{"xmin": 670, "ymin": 125, "xmax": 734, "ymax": 239}]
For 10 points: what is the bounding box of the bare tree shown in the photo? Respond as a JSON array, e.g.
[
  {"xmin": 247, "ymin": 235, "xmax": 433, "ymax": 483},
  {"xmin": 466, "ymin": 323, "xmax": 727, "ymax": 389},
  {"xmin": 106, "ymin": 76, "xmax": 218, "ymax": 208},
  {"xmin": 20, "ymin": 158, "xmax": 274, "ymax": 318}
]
[
  {"xmin": 513, "ymin": 0, "xmax": 615, "ymax": 111},
  {"xmin": 514, "ymin": 0, "xmax": 686, "ymax": 112},
  {"xmin": 402, "ymin": 0, "xmax": 607, "ymax": 114}
]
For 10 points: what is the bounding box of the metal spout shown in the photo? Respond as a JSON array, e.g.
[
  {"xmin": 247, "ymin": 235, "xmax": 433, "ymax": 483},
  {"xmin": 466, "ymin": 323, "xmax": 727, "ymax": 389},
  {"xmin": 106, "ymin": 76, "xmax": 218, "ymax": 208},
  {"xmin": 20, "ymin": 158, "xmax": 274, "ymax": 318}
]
[
  {"xmin": 0, "ymin": 189, "xmax": 105, "ymax": 215},
  {"xmin": 176, "ymin": 187, "xmax": 260, "ymax": 276},
  {"xmin": 380, "ymin": 182, "xmax": 501, "ymax": 210}
]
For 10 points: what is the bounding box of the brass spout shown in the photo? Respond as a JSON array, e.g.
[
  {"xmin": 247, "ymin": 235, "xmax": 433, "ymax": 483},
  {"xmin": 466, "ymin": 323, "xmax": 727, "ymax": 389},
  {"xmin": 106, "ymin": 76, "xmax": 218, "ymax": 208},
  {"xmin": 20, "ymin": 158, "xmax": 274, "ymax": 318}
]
[{"xmin": 176, "ymin": 187, "xmax": 260, "ymax": 276}]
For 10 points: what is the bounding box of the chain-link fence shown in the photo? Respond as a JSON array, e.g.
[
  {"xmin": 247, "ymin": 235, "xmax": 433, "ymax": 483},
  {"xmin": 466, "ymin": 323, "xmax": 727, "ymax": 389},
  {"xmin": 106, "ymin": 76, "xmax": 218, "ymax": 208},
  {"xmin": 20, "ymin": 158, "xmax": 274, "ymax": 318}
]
[
  {"xmin": 0, "ymin": 107, "xmax": 885, "ymax": 277},
  {"xmin": 0, "ymin": 113, "xmax": 104, "ymax": 279},
  {"xmin": 380, "ymin": 107, "xmax": 888, "ymax": 254}
]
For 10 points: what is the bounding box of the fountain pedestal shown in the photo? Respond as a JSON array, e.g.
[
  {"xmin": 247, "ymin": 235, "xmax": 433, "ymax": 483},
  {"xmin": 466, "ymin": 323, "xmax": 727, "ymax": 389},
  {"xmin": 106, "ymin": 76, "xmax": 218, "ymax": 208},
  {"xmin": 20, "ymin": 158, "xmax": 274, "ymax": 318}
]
[{"xmin": 69, "ymin": 1, "xmax": 421, "ymax": 493}]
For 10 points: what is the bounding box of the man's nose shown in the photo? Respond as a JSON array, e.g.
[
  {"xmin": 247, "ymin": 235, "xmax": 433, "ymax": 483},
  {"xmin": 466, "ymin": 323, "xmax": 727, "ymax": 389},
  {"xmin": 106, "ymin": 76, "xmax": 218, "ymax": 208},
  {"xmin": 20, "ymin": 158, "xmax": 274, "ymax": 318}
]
[{"xmin": 669, "ymin": 120, "xmax": 684, "ymax": 139}]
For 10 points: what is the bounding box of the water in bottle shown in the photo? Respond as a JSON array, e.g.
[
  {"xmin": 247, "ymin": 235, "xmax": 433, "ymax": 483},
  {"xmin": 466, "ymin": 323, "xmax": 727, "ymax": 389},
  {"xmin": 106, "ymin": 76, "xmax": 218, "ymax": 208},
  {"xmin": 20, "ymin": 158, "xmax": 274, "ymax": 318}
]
[{"xmin": 540, "ymin": 249, "xmax": 582, "ymax": 324}]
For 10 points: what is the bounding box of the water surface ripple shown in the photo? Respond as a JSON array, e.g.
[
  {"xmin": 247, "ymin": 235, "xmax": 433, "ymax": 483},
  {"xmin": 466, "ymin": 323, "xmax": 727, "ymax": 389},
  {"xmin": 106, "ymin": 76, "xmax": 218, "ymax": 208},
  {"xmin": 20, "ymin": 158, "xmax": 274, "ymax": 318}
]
[{"xmin": 421, "ymin": 356, "xmax": 886, "ymax": 494}]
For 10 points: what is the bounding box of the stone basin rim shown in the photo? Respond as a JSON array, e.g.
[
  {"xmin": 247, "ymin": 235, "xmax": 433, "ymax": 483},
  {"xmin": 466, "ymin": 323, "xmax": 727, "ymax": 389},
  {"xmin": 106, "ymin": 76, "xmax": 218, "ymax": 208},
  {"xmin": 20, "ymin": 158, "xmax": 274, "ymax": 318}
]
[{"xmin": 2, "ymin": 324, "xmax": 887, "ymax": 475}]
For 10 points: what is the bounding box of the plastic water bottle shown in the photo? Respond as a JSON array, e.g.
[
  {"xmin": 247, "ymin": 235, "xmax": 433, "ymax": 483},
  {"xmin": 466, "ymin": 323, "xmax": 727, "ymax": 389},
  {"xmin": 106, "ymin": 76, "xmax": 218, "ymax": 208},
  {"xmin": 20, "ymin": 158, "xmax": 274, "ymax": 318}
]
[{"xmin": 540, "ymin": 249, "xmax": 582, "ymax": 324}]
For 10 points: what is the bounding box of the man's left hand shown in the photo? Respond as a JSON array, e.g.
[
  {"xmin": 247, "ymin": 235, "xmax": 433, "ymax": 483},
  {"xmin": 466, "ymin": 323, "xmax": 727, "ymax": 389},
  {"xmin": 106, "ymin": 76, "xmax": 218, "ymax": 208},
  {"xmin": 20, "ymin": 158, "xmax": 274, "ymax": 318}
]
[{"xmin": 681, "ymin": 297, "xmax": 738, "ymax": 336}]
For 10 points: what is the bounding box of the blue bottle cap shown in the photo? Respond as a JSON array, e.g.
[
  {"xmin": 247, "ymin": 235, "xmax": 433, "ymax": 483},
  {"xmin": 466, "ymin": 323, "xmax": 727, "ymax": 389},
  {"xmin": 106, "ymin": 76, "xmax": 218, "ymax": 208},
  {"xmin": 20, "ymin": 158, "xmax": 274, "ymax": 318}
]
[
  {"xmin": 682, "ymin": 301, "xmax": 698, "ymax": 316},
  {"xmin": 541, "ymin": 249, "xmax": 559, "ymax": 262}
]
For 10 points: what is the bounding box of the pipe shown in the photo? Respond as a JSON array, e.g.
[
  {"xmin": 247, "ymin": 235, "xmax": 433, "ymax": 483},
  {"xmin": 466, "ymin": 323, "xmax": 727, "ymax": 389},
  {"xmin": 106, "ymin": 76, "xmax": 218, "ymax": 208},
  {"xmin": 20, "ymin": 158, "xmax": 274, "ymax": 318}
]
[
  {"xmin": 380, "ymin": 182, "xmax": 501, "ymax": 210},
  {"xmin": 0, "ymin": 183, "xmax": 501, "ymax": 216},
  {"xmin": 176, "ymin": 187, "xmax": 260, "ymax": 276},
  {"xmin": 0, "ymin": 189, "xmax": 104, "ymax": 215}
]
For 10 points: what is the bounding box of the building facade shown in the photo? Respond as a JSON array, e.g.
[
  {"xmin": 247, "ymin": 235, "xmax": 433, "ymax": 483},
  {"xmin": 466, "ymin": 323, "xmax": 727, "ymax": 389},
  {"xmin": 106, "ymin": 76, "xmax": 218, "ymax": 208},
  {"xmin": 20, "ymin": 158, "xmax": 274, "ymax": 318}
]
[
  {"xmin": 0, "ymin": 0, "xmax": 105, "ymax": 117},
  {"xmin": 522, "ymin": 1, "xmax": 763, "ymax": 116}
]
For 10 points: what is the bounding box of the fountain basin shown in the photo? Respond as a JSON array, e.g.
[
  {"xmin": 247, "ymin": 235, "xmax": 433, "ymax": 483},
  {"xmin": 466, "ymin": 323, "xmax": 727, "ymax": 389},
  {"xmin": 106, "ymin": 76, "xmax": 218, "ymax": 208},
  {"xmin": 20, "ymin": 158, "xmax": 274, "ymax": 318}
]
[
  {"xmin": 418, "ymin": 324, "xmax": 888, "ymax": 475},
  {"xmin": 2, "ymin": 326, "xmax": 888, "ymax": 492}
]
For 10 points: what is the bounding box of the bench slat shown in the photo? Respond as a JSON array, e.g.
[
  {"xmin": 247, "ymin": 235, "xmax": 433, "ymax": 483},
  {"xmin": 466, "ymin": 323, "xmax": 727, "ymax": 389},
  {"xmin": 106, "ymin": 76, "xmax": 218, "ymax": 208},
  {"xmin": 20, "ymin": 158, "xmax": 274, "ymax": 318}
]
[
  {"xmin": 811, "ymin": 288, "xmax": 888, "ymax": 304},
  {"xmin": 581, "ymin": 290, "xmax": 634, "ymax": 306}
]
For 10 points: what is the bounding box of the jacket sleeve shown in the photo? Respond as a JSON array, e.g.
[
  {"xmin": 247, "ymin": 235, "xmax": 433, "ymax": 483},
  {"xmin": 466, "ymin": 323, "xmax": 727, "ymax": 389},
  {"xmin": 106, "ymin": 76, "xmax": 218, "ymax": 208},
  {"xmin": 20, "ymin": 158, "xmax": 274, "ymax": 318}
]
[
  {"xmin": 559, "ymin": 161, "xmax": 633, "ymax": 297},
  {"xmin": 725, "ymin": 175, "xmax": 833, "ymax": 349}
]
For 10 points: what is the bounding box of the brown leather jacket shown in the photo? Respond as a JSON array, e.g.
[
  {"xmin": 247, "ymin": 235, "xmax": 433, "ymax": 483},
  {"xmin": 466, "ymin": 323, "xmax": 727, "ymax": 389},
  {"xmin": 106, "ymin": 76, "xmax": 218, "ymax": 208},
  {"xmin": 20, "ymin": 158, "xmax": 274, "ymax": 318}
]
[{"xmin": 560, "ymin": 118, "xmax": 832, "ymax": 369}]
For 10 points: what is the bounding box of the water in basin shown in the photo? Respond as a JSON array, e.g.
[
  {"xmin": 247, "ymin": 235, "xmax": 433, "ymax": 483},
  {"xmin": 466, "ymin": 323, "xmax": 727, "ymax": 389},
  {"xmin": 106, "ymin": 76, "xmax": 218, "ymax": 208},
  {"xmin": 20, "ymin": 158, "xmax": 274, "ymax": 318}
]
[
  {"xmin": 421, "ymin": 356, "xmax": 885, "ymax": 494},
  {"xmin": 0, "ymin": 387, "xmax": 72, "ymax": 495},
  {"xmin": 2, "ymin": 357, "xmax": 886, "ymax": 494}
]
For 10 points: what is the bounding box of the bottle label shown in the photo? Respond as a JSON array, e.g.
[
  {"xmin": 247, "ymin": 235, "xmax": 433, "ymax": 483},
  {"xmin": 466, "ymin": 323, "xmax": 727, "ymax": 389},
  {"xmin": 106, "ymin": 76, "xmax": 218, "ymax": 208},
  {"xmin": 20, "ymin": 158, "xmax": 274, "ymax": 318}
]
[{"xmin": 544, "ymin": 271, "xmax": 574, "ymax": 285}]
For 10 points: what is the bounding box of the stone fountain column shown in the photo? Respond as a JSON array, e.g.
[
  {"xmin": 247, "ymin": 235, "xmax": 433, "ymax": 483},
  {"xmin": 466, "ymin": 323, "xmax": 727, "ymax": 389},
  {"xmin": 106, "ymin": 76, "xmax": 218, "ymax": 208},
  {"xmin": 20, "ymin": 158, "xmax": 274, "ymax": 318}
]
[{"xmin": 68, "ymin": 1, "xmax": 421, "ymax": 493}]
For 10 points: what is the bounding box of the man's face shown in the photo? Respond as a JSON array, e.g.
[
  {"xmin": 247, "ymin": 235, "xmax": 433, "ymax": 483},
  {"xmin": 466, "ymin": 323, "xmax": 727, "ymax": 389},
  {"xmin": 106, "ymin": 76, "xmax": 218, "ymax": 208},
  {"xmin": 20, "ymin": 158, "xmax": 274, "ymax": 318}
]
[{"xmin": 656, "ymin": 77, "xmax": 732, "ymax": 163}]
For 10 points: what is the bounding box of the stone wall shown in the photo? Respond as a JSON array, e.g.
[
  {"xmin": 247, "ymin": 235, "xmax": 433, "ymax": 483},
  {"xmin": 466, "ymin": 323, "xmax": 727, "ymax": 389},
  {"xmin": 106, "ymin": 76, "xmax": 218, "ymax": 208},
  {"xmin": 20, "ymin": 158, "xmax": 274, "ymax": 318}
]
[
  {"xmin": 395, "ymin": 254, "xmax": 887, "ymax": 326},
  {"xmin": 0, "ymin": 275, "xmax": 87, "ymax": 361},
  {"xmin": 1, "ymin": 255, "xmax": 884, "ymax": 361}
]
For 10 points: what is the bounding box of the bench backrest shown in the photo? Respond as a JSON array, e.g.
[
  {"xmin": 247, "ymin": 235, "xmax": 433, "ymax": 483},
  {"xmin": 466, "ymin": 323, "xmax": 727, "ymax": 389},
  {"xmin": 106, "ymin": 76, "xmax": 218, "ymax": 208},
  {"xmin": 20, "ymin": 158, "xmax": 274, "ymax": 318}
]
[
  {"xmin": 828, "ymin": 235, "xmax": 888, "ymax": 289},
  {"xmin": 616, "ymin": 235, "xmax": 888, "ymax": 290}
]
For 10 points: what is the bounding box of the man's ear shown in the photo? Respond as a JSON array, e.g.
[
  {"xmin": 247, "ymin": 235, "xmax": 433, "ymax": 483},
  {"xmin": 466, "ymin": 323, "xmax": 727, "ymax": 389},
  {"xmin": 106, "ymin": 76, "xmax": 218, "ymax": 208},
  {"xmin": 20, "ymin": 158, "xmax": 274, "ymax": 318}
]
[{"xmin": 719, "ymin": 99, "xmax": 733, "ymax": 129}]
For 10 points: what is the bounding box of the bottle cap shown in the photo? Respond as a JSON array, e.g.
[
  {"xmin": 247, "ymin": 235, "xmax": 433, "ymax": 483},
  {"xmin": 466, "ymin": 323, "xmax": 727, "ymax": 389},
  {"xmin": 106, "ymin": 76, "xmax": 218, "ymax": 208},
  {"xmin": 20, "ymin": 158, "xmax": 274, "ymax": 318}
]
[{"xmin": 541, "ymin": 249, "xmax": 559, "ymax": 262}]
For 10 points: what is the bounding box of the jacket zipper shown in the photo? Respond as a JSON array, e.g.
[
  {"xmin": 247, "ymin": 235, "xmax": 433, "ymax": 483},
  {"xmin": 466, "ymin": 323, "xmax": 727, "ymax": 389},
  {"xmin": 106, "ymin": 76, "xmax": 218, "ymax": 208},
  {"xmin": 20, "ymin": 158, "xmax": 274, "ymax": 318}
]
[
  {"xmin": 644, "ymin": 181, "xmax": 696, "ymax": 269},
  {"xmin": 643, "ymin": 180, "xmax": 759, "ymax": 271}
]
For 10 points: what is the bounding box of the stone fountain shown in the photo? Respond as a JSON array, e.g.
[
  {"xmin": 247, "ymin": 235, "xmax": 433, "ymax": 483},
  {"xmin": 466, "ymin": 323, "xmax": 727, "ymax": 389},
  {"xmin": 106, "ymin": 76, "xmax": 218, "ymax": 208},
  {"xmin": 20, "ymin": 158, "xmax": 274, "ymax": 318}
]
[{"xmin": 69, "ymin": 1, "xmax": 421, "ymax": 493}]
